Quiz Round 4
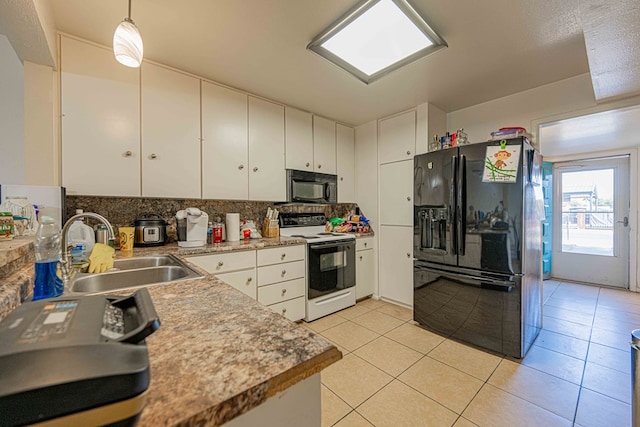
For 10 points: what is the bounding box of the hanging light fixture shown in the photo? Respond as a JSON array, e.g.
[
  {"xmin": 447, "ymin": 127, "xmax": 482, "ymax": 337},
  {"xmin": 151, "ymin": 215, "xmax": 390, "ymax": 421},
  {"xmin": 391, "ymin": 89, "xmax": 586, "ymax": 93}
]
[{"xmin": 113, "ymin": 0, "xmax": 143, "ymax": 67}]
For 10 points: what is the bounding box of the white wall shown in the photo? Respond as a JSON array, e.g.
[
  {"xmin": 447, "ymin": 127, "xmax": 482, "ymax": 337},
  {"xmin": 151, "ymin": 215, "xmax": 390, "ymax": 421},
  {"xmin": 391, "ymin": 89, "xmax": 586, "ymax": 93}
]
[
  {"xmin": 447, "ymin": 73, "xmax": 598, "ymax": 147},
  {"xmin": 0, "ymin": 34, "xmax": 25, "ymax": 184}
]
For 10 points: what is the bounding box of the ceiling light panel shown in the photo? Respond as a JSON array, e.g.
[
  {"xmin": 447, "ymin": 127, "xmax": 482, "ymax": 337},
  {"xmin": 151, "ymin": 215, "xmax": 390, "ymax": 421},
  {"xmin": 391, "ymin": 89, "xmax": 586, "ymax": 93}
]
[{"xmin": 308, "ymin": 0, "xmax": 447, "ymax": 84}]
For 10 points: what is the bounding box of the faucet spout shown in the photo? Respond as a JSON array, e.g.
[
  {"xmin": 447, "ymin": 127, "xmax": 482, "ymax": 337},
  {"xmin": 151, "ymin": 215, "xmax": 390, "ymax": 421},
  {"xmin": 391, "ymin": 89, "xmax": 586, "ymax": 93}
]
[{"xmin": 60, "ymin": 212, "xmax": 116, "ymax": 284}]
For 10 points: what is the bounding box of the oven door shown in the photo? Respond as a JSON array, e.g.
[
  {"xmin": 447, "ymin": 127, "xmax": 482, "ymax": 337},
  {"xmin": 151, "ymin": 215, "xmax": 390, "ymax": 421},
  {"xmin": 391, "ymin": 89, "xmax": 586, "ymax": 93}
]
[{"xmin": 307, "ymin": 240, "xmax": 355, "ymax": 300}]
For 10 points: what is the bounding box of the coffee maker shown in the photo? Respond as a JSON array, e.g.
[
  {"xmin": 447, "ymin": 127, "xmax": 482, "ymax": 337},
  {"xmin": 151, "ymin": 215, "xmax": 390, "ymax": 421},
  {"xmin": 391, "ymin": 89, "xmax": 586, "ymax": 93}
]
[{"xmin": 176, "ymin": 208, "xmax": 208, "ymax": 247}]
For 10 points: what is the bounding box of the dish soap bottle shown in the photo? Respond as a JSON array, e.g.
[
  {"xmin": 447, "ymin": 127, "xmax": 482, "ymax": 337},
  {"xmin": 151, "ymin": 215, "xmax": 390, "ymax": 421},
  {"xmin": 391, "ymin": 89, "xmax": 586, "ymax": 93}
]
[
  {"xmin": 67, "ymin": 209, "xmax": 95, "ymax": 265},
  {"xmin": 33, "ymin": 216, "xmax": 63, "ymax": 300}
]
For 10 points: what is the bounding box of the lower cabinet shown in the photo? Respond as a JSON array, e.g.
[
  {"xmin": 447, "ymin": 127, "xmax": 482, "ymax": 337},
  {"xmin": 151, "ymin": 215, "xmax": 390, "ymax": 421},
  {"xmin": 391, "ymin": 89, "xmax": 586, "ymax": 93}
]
[
  {"xmin": 356, "ymin": 237, "xmax": 374, "ymax": 300},
  {"xmin": 187, "ymin": 245, "xmax": 306, "ymax": 321},
  {"xmin": 379, "ymin": 226, "xmax": 413, "ymax": 307}
]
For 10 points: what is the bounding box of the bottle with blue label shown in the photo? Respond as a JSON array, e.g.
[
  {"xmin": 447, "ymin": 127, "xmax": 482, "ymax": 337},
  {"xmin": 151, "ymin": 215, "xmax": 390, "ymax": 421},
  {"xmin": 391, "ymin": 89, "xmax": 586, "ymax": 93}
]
[
  {"xmin": 67, "ymin": 209, "xmax": 95, "ymax": 265},
  {"xmin": 33, "ymin": 216, "xmax": 63, "ymax": 300}
]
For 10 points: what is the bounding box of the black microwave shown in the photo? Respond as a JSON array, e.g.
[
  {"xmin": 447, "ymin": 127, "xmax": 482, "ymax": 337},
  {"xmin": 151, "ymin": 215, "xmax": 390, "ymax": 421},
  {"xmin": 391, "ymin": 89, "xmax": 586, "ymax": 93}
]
[{"xmin": 286, "ymin": 169, "xmax": 337, "ymax": 204}]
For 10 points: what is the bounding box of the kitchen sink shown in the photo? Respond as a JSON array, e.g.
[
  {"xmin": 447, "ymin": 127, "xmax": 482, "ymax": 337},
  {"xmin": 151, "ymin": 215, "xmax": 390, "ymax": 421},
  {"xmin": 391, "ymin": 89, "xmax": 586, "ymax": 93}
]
[{"xmin": 68, "ymin": 255, "xmax": 203, "ymax": 294}]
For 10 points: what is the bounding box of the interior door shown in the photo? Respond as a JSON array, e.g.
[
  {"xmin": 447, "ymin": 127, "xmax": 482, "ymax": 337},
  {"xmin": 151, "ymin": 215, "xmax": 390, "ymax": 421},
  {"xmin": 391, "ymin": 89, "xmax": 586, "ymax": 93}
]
[{"xmin": 552, "ymin": 156, "xmax": 630, "ymax": 287}]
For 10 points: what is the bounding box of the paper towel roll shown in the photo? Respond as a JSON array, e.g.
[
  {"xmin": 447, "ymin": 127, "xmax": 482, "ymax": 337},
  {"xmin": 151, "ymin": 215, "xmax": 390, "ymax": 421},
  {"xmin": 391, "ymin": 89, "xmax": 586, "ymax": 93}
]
[{"xmin": 226, "ymin": 213, "xmax": 240, "ymax": 242}]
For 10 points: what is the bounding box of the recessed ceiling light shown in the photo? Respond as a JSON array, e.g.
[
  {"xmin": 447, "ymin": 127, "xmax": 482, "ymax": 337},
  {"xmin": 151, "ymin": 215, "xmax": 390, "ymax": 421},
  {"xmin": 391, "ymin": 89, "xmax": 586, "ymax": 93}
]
[{"xmin": 308, "ymin": 0, "xmax": 447, "ymax": 84}]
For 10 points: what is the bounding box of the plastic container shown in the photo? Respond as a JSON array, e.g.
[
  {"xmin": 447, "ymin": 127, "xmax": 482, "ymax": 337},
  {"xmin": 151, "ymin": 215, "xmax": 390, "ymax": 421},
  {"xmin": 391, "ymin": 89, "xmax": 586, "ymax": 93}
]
[
  {"xmin": 0, "ymin": 212, "xmax": 14, "ymax": 240},
  {"xmin": 33, "ymin": 216, "xmax": 63, "ymax": 300},
  {"xmin": 67, "ymin": 209, "xmax": 95, "ymax": 264}
]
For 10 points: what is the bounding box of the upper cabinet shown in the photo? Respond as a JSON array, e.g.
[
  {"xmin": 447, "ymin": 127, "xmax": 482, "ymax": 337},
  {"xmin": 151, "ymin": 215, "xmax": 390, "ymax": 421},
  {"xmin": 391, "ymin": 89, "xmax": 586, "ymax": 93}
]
[
  {"xmin": 378, "ymin": 110, "xmax": 416, "ymax": 164},
  {"xmin": 248, "ymin": 97, "xmax": 286, "ymax": 201},
  {"xmin": 285, "ymin": 107, "xmax": 313, "ymax": 172},
  {"xmin": 336, "ymin": 124, "xmax": 355, "ymax": 203},
  {"xmin": 312, "ymin": 116, "xmax": 337, "ymax": 174},
  {"xmin": 202, "ymin": 82, "xmax": 249, "ymax": 200},
  {"xmin": 61, "ymin": 36, "xmax": 140, "ymax": 196},
  {"xmin": 141, "ymin": 63, "xmax": 201, "ymax": 199}
]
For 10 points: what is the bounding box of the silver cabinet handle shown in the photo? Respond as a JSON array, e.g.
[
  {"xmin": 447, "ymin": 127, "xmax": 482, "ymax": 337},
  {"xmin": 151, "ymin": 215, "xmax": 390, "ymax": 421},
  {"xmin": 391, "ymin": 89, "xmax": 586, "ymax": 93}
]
[
  {"xmin": 281, "ymin": 289, "xmax": 287, "ymax": 296},
  {"xmin": 217, "ymin": 261, "xmax": 224, "ymax": 268},
  {"xmin": 281, "ymin": 253, "xmax": 286, "ymax": 260},
  {"xmin": 407, "ymin": 150, "xmax": 411, "ymax": 155},
  {"xmin": 360, "ymin": 255, "xmax": 363, "ymax": 261},
  {"xmin": 407, "ymin": 196, "xmax": 411, "ymax": 201},
  {"xmin": 340, "ymin": 177, "xmax": 344, "ymax": 181},
  {"xmin": 282, "ymin": 308, "xmax": 287, "ymax": 314},
  {"xmin": 317, "ymin": 164, "xmax": 322, "ymax": 169},
  {"xmin": 150, "ymin": 153, "xmax": 157, "ymax": 159},
  {"xmin": 306, "ymin": 162, "xmax": 310, "ymax": 167},
  {"xmin": 253, "ymin": 166, "xmax": 258, "ymax": 172},
  {"xmin": 364, "ymin": 242, "xmax": 367, "ymax": 247},
  {"xmin": 406, "ymin": 253, "xmax": 411, "ymax": 258},
  {"xmin": 124, "ymin": 150, "xmax": 133, "ymax": 157},
  {"xmin": 281, "ymin": 269, "xmax": 287, "ymax": 276},
  {"xmin": 238, "ymin": 164, "xmax": 244, "ymax": 170},
  {"xmin": 247, "ymin": 277, "xmax": 252, "ymax": 283}
]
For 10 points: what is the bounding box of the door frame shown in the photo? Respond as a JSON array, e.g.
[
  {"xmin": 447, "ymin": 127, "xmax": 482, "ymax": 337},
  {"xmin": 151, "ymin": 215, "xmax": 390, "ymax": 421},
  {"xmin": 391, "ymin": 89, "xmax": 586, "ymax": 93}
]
[{"xmin": 544, "ymin": 147, "xmax": 638, "ymax": 291}]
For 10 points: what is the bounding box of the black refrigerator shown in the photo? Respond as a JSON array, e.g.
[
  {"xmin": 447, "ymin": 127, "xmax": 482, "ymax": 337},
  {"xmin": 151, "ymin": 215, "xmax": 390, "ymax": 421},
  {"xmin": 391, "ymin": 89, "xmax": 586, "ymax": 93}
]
[{"xmin": 413, "ymin": 137, "xmax": 544, "ymax": 358}]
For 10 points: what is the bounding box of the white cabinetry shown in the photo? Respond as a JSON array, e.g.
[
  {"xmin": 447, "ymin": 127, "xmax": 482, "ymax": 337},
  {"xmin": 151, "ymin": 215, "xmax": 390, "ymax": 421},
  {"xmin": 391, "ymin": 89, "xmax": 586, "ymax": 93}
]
[
  {"xmin": 188, "ymin": 250, "xmax": 257, "ymax": 299},
  {"xmin": 379, "ymin": 226, "xmax": 413, "ymax": 307},
  {"xmin": 380, "ymin": 160, "xmax": 413, "ymax": 226},
  {"xmin": 356, "ymin": 237, "xmax": 374, "ymax": 300},
  {"xmin": 285, "ymin": 107, "xmax": 313, "ymax": 172},
  {"xmin": 248, "ymin": 97, "xmax": 286, "ymax": 201},
  {"xmin": 378, "ymin": 110, "xmax": 416, "ymax": 164},
  {"xmin": 312, "ymin": 116, "xmax": 336, "ymax": 174},
  {"xmin": 61, "ymin": 36, "xmax": 140, "ymax": 196},
  {"xmin": 141, "ymin": 62, "xmax": 201, "ymax": 198},
  {"xmin": 336, "ymin": 124, "xmax": 355, "ymax": 202},
  {"xmin": 257, "ymin": 245, "xmax": 306, "ymax": 321},
  {"xmin": 202, "ymin": 82, "xmax": 248, "ymax": 200}
]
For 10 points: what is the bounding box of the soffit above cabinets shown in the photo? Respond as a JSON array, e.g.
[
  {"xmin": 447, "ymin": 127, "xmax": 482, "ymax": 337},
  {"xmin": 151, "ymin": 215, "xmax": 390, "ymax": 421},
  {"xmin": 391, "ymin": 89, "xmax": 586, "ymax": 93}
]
[{"xmin": 47, "ymin": 0, "xmax": 632, "ymax": 125}]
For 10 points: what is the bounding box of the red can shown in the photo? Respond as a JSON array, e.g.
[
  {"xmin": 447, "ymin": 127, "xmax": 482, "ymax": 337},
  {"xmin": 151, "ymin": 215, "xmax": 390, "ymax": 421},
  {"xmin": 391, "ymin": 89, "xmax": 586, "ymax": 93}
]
[{"xmin": 213, "ymin": 222, "xmax": 223, "ymax": 244}]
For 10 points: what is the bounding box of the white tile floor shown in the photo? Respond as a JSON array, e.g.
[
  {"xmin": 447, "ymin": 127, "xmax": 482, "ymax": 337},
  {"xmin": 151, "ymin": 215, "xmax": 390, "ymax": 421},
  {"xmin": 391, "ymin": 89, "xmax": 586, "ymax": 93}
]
[{"xmin": 304, "ymin": 280, "xmax": 639, "ymax": 427}]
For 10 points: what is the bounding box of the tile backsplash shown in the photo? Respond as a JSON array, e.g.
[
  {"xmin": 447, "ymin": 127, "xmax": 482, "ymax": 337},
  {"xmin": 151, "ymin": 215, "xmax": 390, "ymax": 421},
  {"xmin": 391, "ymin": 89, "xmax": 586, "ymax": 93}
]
[{"xmin": 66, "ymin": 196, "xmax": 360, "ymax": 242}]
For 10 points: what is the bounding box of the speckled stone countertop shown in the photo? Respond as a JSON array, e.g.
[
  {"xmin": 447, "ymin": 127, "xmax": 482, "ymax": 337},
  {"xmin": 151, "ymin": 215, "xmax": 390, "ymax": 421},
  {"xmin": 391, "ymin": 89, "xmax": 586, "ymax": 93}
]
[{"xmin": 0, "ymin": 235, "xmax": 341, "ymax": 425}]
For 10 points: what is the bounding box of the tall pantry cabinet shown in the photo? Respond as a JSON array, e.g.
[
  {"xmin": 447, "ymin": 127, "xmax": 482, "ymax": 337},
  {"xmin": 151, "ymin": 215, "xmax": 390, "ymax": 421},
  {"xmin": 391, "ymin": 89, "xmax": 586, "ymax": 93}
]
[{"xmin": 61, "ymin": 37, "xmax": 140, "ymax": 196}]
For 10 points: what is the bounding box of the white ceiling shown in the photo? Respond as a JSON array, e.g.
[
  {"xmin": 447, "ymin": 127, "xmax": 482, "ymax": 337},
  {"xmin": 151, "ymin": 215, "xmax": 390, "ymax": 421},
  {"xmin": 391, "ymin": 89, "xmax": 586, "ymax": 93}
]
[{"xmin": 49, "ymin": 0, "xmax": 596, "ymax": 125}]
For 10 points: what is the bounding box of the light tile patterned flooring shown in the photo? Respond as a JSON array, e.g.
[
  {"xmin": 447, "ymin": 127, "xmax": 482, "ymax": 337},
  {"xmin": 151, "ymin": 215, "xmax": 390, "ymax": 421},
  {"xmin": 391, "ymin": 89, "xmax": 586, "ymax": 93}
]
[{"xmin": 303, "ymin": 280, "xmax": 640, "ymax": 427}]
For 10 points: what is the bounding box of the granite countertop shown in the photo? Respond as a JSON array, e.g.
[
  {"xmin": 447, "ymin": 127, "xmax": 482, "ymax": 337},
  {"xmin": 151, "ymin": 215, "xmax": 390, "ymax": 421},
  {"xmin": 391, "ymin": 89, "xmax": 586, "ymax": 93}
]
[{"xmin": 0, "ymin": 236, "xmax": 341, "ymax": 426}]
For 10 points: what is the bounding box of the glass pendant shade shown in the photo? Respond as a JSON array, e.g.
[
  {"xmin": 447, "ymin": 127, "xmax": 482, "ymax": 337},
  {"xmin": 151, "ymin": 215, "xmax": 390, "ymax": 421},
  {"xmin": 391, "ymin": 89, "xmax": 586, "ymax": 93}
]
[{"xmin": 113, "ymin": 18, "xmax": 143, "ymax": 67}]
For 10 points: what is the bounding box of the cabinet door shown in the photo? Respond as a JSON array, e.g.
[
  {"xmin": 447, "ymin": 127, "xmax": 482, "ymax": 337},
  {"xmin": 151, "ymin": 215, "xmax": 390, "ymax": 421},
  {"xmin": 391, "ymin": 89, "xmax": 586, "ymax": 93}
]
[
  {"xmin": 379, "ymin": 110, "xmax": 416, "ymax": 164},
  {"xmin": 285, "ymin": 107, "xmax": 313, "ymax": 172},
  {"xmin": 356, "ymin": 249, "xmax": 374, "ymax": 299},
  {"xmin": 380, "ymin": 160, "xmax": 413, "ymax": 226},
  {"xmin": 61, "ymin": 37, "xmax": 140, "ymax": 196},
  {"xmin": 336, "ymin": 124, "xmax": 355, "ymax": 202},
  {"xmin": 215, "ymin": 269, "xmax": 257, "ymax": 299},
  {"xmin": 312, "ymin": 116, "xmax": 336, "ymax": 174},
  {"xmin": 202, "ymin": 82, "xmax": 248, "ymax": 200},
  {"xmin": 248, "ymin": 97, "xmax": 286, "ymax": 201},
  {"xmin": 379, "ymin": 225, "xmax": 413, "ymax": 307},
  {"xmin": 141, "ymin": 62, "xmax": 201, "ymax": 198}
]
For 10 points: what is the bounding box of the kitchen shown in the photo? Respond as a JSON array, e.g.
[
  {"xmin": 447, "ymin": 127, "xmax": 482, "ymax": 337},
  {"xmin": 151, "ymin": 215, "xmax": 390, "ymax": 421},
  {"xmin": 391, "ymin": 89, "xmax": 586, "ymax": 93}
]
[{"xmin": 1, "ymin": 0, "xmax": 640, "ymax": 426}]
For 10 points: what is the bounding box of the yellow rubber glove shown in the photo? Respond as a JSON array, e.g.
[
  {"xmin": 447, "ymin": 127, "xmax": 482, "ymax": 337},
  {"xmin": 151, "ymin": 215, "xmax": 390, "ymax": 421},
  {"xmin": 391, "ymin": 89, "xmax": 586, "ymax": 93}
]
[{"xmin": 87, "ymin": 243, "xmax": 116, "ymax": 274}]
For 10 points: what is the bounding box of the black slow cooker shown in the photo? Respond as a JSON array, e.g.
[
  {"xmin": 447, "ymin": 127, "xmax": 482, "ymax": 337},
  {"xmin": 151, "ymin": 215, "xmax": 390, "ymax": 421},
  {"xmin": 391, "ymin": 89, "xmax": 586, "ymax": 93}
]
[{"xmin": 134, "ymin": 213, "xmax": 167, "ymax": 247}]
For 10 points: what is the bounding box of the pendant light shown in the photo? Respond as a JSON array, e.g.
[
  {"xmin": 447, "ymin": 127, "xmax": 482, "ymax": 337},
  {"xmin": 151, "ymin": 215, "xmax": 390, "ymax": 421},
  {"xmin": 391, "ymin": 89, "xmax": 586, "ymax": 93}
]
[{"xmin": 113, "ymin": 0, "xmax": 143, "ymax": 67}]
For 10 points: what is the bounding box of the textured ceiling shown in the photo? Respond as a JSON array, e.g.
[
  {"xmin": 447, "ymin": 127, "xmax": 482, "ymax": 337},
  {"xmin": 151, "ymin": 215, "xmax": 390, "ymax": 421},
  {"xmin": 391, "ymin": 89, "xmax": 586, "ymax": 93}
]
[{"xmin": 50, "ymin": 0, "xmax": 592, "ymax": 125}]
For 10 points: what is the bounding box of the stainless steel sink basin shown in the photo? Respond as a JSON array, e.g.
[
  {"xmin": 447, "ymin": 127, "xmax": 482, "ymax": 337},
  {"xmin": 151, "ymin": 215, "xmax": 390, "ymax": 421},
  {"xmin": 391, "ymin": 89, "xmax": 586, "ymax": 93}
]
[{"xmin": 68, "ymin": 255, "xmax": 203, "ymax": 294}]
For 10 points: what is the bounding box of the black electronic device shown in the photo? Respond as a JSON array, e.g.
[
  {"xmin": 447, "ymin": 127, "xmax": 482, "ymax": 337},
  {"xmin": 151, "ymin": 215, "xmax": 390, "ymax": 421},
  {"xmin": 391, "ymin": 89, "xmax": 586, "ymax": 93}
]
[{"xmin": 0, "ymin": 288, "xmax": 160, "ymax": 426}]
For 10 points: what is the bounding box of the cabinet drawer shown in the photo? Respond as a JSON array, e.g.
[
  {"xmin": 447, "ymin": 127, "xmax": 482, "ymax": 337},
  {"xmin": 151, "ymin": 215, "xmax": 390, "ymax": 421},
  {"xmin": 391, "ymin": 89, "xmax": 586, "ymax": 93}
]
[
  {"xmin": 216, "ymin": 269, "xmax": 257, "ymax": 299},
  {"xmin": 267, "ymin": 296, "xmax": 305, "ymax": 321},
  {"xmin": 258, "ymin": 278, "xmax": 305, "ymax": 306},
  {"xmin": 356, "ymin": 237, "xmax": 374, "ymax": 251},
  {"xmin": 257, "ymin": 245, "xmax": 305, "ymax": 266},
  {"xmin": 258, "ymin": 260, "xmax": 305, "ymax": 286},
  {"xmin": 188, "ymin": 250, "xmax": 255, "ymax": 274}
]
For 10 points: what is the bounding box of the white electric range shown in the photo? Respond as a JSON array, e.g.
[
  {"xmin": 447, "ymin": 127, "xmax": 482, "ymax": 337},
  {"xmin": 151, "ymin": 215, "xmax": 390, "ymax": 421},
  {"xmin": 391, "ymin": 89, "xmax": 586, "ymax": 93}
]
[{"xmin": 279, "ymin": 213, "xmax": 356, "ymax": 321}]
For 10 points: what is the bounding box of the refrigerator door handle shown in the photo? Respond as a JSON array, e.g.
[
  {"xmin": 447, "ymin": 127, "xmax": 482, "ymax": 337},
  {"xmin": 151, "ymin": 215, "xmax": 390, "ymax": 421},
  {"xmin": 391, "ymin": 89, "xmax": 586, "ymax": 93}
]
[
  {"xmin": 459, "ymin": 154, "xmax": 467, "ymax": 256},
  {"xmin": 450, "ymin": 155, "xmax": 458, "ymax": 255}
]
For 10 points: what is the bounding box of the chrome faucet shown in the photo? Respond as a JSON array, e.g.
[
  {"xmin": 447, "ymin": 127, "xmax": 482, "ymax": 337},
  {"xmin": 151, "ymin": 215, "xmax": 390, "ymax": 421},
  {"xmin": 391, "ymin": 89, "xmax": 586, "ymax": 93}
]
[{"xmin": 60, "ymin": 212, "xmax": 116, "ymax": 284}]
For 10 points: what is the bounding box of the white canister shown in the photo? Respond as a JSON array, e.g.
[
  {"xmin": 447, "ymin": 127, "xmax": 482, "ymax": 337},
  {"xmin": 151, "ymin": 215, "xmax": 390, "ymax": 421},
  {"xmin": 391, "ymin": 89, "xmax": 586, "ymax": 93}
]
[{"xmin": 225, "ymin": 213, "xmax": 240, "ymax": 242}]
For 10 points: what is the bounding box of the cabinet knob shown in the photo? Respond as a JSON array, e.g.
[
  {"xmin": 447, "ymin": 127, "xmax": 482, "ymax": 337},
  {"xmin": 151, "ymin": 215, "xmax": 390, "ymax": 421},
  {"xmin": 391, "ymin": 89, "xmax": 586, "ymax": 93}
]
[
  {"xmin": 253, "ymin": 166, "xmax": 259, "ymax": 172},
  {"xmin": 406, "ymin": 150, "xmax": 411, "ymax": 155},
  {"xmin": 217, "ymin": 261, "xmax": 224, "ymax": 268},
  {"xmin": 340, "ymin": 177, "xmax": 343, "ymax": 181},
  {"xmin": 238, "ymin": 164, "xmax": 244, "ymax": 170},
  {"xmin": 317, "ymin": 164, "xmax": 321, "ymax": 169},
  {"xmin": 407, "ymin": 196, "xmax": 411, "ymax": 201},
  {"xmin": 281, "ymin": 253, "xmax": 286, "ymax": 260},
  {"xmin": 364, "ymin": 242, "xmax": 367, "ymax": 247},
  {"xmin": 150, "ymin": 153, "xmax": 157, "ymax": 159},
  {"xmin": 282, "ymin": 308, "xmax": 287, "ymax": 314},
  {"xmin": 124, "ymin": 150, "xmax": 133, "ymax": 157},
  {"xmin": 406, "ymin": 253, "xmax": 411, "ymax": 258},
  {"xmin": 247, "ymin": 277, "xmax": 252, "ymax": 283},
  {"xmin": 281, "ymin": 289, "xmax": 287, "ymax": 296},
  {"xmin": 281, "ymin": 269, "xmax": 287, "ymax": 277},
  {"xmin": 306, "ymin": 162, "xmax": 310, "ymax": 167},
  {"xmin": 360, "ymin": 255, "xmax": 363, "ymax": 261}
]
